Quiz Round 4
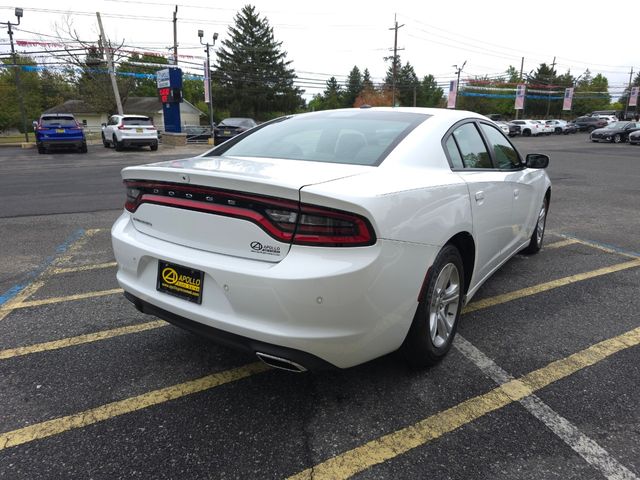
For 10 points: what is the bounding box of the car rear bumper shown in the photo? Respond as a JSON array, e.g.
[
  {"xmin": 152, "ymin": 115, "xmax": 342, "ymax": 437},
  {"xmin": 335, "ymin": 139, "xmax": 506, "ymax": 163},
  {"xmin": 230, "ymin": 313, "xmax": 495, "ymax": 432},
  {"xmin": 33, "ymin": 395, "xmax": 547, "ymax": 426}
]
[
  {"xmin": 120, "ymin": 135, "xmax": 158, "ymax": 147},
  {"xmin": 111, "ymin": 212, "xmax": 436, "ymax": 368},
  {"xmin": 38, "ymin": 138, "xmax": 84, "ymax": 149}
]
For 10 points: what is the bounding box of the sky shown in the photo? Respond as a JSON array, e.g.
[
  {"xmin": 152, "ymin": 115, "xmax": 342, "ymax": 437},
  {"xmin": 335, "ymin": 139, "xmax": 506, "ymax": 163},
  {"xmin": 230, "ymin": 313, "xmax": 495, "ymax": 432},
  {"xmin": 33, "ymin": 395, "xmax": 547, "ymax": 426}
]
[{"xmin": 1, "ymin": 0, "xmax": 638, "ymax": 100}]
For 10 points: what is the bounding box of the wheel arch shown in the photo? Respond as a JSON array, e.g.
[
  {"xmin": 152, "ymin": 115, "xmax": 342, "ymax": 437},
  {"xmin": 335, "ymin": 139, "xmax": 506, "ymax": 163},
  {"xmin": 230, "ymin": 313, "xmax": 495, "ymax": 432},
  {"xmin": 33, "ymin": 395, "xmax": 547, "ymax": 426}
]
[{"xmin": 445, "ymin": 231, "xmax": 475, "ymax": 297}]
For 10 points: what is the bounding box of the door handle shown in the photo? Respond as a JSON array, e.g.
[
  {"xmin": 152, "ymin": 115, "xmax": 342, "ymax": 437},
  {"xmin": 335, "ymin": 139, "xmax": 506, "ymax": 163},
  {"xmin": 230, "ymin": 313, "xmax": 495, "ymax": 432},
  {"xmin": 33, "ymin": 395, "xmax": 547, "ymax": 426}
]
[
  {"xmin": 514, "ymin": 189, "xmax": 520, "ymax": 199},
  {"xmin": 475, "ymin": 191, "xmax": 485, "ymax": 201}
]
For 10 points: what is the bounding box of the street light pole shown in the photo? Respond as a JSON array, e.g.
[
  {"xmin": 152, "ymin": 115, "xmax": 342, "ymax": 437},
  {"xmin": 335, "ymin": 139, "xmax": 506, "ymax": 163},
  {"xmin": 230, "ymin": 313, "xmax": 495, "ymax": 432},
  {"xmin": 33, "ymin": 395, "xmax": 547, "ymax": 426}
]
[
  {"xmin": 199, "ymin": 30, "xmax": 218, "ymax": 138},
  {"xmin": 2, "ymin": 8, "xmax": 29, "ymax": 143},
  {"xmin": 453, "ymin": 61, "xmax": 466, "ymax": 109}
]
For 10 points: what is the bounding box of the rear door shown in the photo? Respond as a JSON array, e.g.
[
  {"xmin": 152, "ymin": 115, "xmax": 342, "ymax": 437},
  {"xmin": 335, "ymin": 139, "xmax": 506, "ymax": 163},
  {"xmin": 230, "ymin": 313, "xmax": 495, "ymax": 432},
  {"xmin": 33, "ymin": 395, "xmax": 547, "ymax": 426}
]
[{"xmin": 444, "ymin": 122, "xmax": 514, "ymax": 282}]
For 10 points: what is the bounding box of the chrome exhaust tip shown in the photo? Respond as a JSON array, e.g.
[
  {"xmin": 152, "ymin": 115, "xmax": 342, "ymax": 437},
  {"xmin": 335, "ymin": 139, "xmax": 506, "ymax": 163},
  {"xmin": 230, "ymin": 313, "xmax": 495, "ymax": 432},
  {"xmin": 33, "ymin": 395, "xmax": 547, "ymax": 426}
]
[{"xmin": 256, "ymin": 352, "xmax": 307, "ymax": 373}]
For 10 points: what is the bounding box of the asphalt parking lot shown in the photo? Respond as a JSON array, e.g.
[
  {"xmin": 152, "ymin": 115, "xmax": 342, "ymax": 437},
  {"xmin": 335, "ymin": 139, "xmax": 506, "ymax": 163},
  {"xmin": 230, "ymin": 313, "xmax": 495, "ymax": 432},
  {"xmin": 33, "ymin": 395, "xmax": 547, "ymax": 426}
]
[{"xmin": 0, "ymin": 135, "xmax": 639, "ymax": 479}]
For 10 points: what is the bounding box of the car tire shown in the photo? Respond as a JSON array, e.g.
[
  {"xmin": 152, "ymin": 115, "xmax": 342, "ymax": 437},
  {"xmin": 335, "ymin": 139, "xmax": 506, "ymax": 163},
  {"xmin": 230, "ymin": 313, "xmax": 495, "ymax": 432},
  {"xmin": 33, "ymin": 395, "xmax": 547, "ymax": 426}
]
[
  {"xmin": 555, "ymin": 128, "xmax": 562, "ymax": 134},
  {"xmin": 150, "ymin": 142, "xmax": 158, "ymax": 151},
  {"xmin": 102, "ymin": 134, "xmax": 110, "ymax": 148},
  {"xmin": 522, "ymin": 129, "xmax": 531, "ymax": 137},
  {"xmin": 587, "ymin": 126, "xmax": 595, "ymax": 133},
  {"xmin": 613, "ymin": 134, "xmax": 622, "ymax": 144},
  {"xmin": 401, "ymin": 244, "xmax": 464, "ymax": 368},
  {"xmin": 522, "ymin": 196, "xmax": 548, "ymax": 255},
  {"xmin": 114, "ymin": 135, "xmax": 123, "ymax": 151},
  {"xmin": 37, "ymin": 145, "xmax": 46, "ymax": 154},
  {"xmin": 79, "ymin": 142, "xmax": 88, "ymax": 153}
]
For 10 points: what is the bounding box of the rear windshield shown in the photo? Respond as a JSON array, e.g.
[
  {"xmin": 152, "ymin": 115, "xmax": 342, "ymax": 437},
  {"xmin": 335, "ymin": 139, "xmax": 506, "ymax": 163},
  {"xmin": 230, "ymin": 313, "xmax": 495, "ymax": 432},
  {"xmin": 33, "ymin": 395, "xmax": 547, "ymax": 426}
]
[
  {"xmin": 123, "ymin": 117, "xmax": 152, "ymax": 126},
  {"xmin": 41, "ymin": 117, "xmax": 76, "ymax": 127},
  {"xmin": 207, "ymin": 111, "xmax": 429, "ymax": 166}
]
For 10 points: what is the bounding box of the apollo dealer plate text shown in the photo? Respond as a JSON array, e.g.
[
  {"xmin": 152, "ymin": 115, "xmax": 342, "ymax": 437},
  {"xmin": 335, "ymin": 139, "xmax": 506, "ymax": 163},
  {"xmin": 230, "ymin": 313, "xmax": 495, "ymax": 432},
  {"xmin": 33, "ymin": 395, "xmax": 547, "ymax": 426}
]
[{"xmin": 156, "ymin": 261, "xmax": 204, "ymax": 304}]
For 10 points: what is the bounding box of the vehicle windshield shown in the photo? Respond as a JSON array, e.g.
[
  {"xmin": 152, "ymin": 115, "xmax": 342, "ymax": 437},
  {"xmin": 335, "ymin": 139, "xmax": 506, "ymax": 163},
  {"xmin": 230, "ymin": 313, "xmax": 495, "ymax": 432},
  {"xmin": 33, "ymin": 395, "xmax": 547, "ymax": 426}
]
[
  {"xmin": 123, "ymin": 117, "xmax": 153, "ymax": 126},
  {"xmin": 219, "ymin": 118, "xmax": 255, "ymax": 128},
  {"xmin": 605, "ymin": 122, "xmax": 629, "ymax": 129},
  {"xmin": 41, "ymin": 117, "xmax": 76, "ymax": 127},
  {"xmin": 207, "ymin": 111, "xmax": 429, "ymax": 166}
]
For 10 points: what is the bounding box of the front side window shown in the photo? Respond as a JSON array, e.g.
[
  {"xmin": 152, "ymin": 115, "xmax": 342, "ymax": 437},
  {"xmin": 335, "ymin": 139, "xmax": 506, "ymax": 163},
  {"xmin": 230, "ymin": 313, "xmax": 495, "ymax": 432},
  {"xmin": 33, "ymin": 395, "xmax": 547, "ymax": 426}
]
[
  {"xmin": 451, "ymin": 123, "xmax": 492, "ymax": 169},
  {"xmin": 479, "ymin": 123, "xmax": 521, "ymax": 170}
]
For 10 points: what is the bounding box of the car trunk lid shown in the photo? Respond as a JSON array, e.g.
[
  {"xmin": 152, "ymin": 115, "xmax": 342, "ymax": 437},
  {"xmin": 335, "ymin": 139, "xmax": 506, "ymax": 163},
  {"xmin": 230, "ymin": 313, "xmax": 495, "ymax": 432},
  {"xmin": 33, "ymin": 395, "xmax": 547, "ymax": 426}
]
[{"xmin": 122, "ymin": 155, "xmax": 373, "ymax": 262}]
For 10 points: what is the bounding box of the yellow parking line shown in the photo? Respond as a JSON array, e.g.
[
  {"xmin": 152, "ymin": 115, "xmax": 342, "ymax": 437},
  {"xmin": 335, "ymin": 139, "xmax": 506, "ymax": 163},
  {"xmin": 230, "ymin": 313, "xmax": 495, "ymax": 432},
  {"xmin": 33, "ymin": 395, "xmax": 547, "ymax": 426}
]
[
  {"xmin": 567, "ymin": 237, "xmax": 639, "ymax": 259},
  {"xmin": 463, "ymin": 259, "xmax": 640, "ymax": 313},
  {"xmin": 0, "ymin": 288, "xmax": 124, "ymax": 312},
  {"xmin": 0, "ymin": 321, "xmax": 167, "ymax": 360},
  {"xmin": 545, "ymin": 238, "xmax": 579, "ymax": 249},
  {"xmin": 0, "ymin": 362, "xmax": 270, "ymax": 451},
  {"xmin": 51, "ymin": 262, "xmax": 118, "ymax": 275},
  {"xmin": 287, "ymin": 326, "xmax": 640, "ymax": 480}
]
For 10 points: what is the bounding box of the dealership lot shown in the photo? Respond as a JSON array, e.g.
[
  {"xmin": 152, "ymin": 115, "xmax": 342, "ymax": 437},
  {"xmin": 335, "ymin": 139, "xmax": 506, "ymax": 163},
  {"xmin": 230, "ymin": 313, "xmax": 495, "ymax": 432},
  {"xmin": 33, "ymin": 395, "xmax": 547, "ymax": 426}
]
[{"xmin": 0, "ymin": 135, "xmax": 638, "ymax": 479}]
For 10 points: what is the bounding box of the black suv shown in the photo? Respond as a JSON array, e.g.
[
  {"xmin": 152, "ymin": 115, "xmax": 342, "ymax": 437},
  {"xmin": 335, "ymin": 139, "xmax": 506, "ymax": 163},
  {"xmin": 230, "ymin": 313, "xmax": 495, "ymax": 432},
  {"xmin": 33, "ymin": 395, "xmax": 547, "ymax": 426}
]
[{"xmin": 573, "ymin": 116, "xmax": 608, "ymax": 132}]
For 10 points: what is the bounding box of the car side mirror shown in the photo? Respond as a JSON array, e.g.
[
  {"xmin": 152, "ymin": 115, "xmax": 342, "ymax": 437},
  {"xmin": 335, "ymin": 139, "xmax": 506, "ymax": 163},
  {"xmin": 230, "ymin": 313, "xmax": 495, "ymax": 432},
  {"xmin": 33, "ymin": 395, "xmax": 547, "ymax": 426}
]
[
  {"xmin": 32, "ymin": 120, "xmax": 38, "ymax": 130},
  {"xmin": 101, "ymin": 123, "xmax": 107, "ymax": 128},
  {"xmin": 526, "ymin": 153, "xmax": 549, "ymax": 169}
]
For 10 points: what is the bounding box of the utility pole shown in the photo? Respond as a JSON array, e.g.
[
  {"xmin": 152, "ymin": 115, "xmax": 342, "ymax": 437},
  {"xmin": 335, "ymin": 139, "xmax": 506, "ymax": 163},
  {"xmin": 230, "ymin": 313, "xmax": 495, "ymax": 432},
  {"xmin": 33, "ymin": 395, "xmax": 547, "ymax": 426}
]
[
  {"xmin": 199, "ymin": 30, "xmax": 218, "ymax": 137},
  {"xmin": 515, "ymin": 56, "xmax": 524, "ymax": 119},
  {"xmin": 2, "ymin": 8, "xmax": 29, "ymax": 142},
  {"xmin": 624, "ymin": 66, "xmax": 634, "ymax": 120},
  {"xmin": 96, "ymin": 12, "xmax": 123, "ymax": 115},
  {"xmin": 173, "ymin": 5, "xmax": 178, "ymax": 65},
  {"xmin": 545, "ymin": 56, "xmax": 556, "ymax": 118},
  {"xmin": 453, "ymin": 61, "xmax": 466, "ymax": 109},
  {"xmin": 388, "ymin": 15, "xmax": 404, "ymax": 107}
]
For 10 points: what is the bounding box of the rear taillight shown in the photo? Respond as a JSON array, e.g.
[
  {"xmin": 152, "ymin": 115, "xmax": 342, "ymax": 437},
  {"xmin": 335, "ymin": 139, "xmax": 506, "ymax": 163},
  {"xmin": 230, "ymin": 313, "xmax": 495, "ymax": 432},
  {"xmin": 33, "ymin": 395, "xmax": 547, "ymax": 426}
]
[
  {"xmin": 123, "ymin": 180, "xmax": 375, "ymax": 247},
  {"xmin": 118, "ymin": 125, "xmax": 126, "ymax": 130}
]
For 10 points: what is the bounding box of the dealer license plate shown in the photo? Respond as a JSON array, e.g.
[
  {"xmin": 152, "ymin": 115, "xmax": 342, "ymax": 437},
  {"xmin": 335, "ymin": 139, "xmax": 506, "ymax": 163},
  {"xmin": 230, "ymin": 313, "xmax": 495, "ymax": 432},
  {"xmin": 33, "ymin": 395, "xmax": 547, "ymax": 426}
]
[
  {"xmin": 156, "ymin": 261, "xmax": 204, "ymax": 304},
  {"xmin": 56, "ymin": 129, "xmax": 65, "ymax": 133}
]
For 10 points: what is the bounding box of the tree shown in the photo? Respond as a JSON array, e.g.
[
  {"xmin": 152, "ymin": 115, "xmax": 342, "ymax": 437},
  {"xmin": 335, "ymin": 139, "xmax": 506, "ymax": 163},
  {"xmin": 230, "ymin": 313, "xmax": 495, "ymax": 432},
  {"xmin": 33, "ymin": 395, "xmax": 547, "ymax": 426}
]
[
  {"xmin": 343, "ymin": 66, "xmax": 363, "ymax": 108},
  {"xmin": 572, "ymin": 70, "xmax": 611, "ymax": 116},
  {"xmin": 0, "ymin": 56, "xmax": 43, "ymax": 133},
  {"xmin": 417, "ymin": 74, "xmax": 444, "ymax": 107},
  {"xmin": 214, "ymin": 5, "xmax": 303, "ymax": 119},
  {"xmin": 384, "ymin": 57, "xmax": 419, "ymax": 106},
  {"xmin": 118, "ymin": 53, "xmax": 169, "ymax": 98},
  {"xmin": 526, "ymin": 62, "xmax": 558, "ymax": 117}
]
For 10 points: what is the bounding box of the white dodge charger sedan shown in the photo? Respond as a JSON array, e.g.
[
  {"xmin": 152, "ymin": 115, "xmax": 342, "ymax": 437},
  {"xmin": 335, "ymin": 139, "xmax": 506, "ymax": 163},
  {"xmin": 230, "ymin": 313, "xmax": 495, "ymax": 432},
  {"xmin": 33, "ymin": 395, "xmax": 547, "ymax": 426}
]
[{"xmin": 112, "ymin": 107, "xmax": 551, "ymax": 371}]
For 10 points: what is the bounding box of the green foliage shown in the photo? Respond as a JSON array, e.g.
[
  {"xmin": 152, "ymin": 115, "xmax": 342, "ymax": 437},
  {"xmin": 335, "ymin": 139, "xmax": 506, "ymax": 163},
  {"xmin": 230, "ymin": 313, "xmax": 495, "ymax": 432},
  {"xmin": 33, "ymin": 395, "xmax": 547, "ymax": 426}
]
[
  {"xmin": 417, "ymin": 74, "xmax": 444, "ymax": 107},
  {"xmin": 0, "ymin": 56, "xmax": 43, "ymax": 132},
  {"xmin": 118, "ymin": 53, "xmax": 169, "ymax": 98},
  {"xmin": 343, "ymin": 66, "xmax": 363, "ymax": 108},
  {"xmin": 572, "ymin": 70, "xmax": 611, "ymax": 116},
  {"xmin": 214, "ymin": 5, "xmax": 304, "ymax": 120}
]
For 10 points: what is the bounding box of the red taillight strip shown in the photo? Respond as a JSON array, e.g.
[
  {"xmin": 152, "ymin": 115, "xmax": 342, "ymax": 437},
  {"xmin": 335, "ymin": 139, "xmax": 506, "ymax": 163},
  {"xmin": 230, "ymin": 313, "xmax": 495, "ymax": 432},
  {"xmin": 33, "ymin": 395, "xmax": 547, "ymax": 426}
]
[
  {"xmin": 138, "ymin": 194, "xmax": 294, "ymax": 242},
  {"xmin": 124, "ymin": 180, "xmax": 376, "ymax": 247}
]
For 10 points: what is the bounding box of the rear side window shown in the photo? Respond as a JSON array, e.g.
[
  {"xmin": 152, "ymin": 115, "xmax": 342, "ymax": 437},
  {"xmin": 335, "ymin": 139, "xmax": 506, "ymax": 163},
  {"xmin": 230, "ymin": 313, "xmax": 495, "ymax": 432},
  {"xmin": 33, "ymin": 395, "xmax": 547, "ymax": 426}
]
[
  {"xmin": 123, "ymin": 117, "xmax": 153, "ymax": 126},
  {"xmin": 451, "ymin": 123, "xmax": 492, "ymax": 169},
  {"xmin": 41, "ymin": 117, "xmax": 76, "ymax": 127},
  {"xmin": 444, "ymin": 137, "xmax": 464, "ymax": 169}
]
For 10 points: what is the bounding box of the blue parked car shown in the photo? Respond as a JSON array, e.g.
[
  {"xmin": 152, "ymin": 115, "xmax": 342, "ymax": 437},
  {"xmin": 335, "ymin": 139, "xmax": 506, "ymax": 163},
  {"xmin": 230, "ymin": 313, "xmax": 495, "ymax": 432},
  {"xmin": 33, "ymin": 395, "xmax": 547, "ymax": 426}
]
[{"xmin": 35, "ymin": 114, "xmax": 87, "ymax": 154}]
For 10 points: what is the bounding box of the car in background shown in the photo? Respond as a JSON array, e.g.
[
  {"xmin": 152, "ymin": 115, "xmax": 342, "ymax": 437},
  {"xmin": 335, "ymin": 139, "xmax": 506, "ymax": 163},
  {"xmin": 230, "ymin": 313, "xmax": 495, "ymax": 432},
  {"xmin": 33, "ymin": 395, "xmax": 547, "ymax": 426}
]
[
  {"xmin": 574, "ymin": 116, "xmax": 608, "ymax": 132},
  {"xmin": 214, "ymin": 117, "xmax": 257, "ymax": 144},
  {"xmin": 510, "ymin": 119, "xmax": 543, "ymax": 136},
  {"xmin": 592, "ymin": 114, "xmax": 618, "ymax": 124},
  {"xmin": 534, "ymin": 121, "xmax": 554, "ymax": 135},
  {"xmin": 564, "ymin": 121, "xmax": 578, "ymax": 134},
  {"xmin": 590, "ymin": 121, "xmax": 640, "ymax": 143},
  {"xmin": 545, "ymin": 119, "xmax": 572, "ymax": 134},
  {"xmin": 628, "ymin": 129, "xmax": 640, "ymax": 145},
  {"xmin": 102, "ymin": 115, "xmax": 158, "ymax": 151},
  {"xmin": 34, "ymin": 114, "xmax": 87, "ymax": 154},
  {"xmin": 112, "ymin": 107, "xmax": 551, "ymax": 371},
  {"xmin": 185, "ymin": 125, "xmax": 213, "ymax": 143},
  {"xmin": 495, "ymin": 121, "xmax": 520, "ymax": 137}
]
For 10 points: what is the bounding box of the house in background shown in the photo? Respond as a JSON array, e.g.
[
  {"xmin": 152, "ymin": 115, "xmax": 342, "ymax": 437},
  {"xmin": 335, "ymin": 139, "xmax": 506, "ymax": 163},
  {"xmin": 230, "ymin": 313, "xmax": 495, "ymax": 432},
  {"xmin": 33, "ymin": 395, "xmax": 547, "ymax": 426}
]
[{"xmin": 43, "ymin": 97, "xmax": 205, "ymax": 132}]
